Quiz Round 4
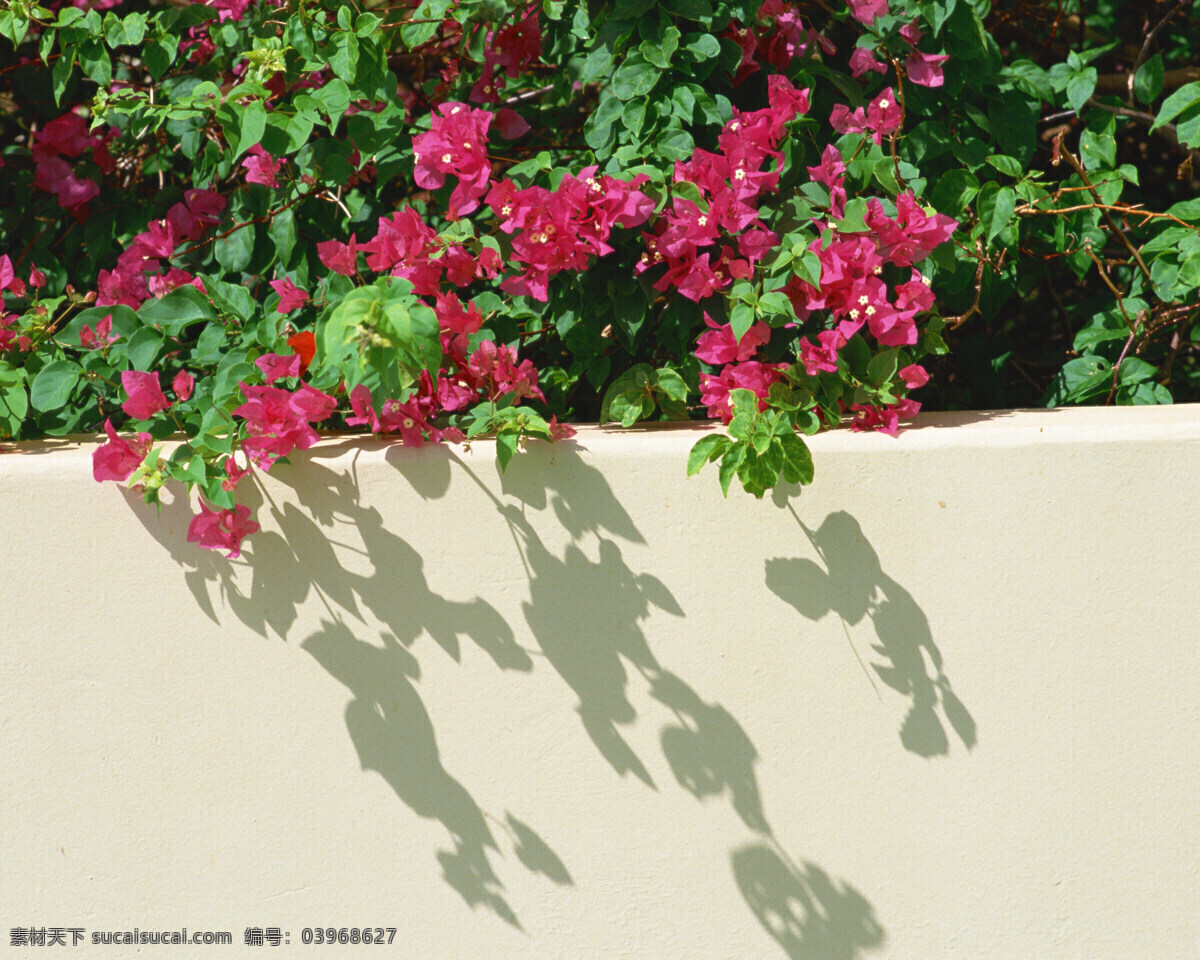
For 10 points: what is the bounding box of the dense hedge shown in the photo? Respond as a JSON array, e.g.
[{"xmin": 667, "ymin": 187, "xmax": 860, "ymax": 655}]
[{"xmin": 0, "ymin": 0, "xmax": 1196, "ymax": 554}]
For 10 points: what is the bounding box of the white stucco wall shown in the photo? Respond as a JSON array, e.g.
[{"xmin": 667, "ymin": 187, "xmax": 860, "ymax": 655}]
[{"xmin": 2, "ymin": 406, "xmax": 1199, "ymax": 959}]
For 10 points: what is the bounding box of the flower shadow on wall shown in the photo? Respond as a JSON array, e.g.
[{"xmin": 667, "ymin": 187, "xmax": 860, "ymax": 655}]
[
  {"xmin": 125, "ymin": 440, "xmax": 884, "ymax": 957},
  {"xmin": 417, "ymin": 445, "xmax": 885, "ymax": 959},
  {"xmin": 441, "ymin": 449, "xmax": 787, "ymax": 839},
  {"xmin": 124, "ymin": 451, "xmax": 548, "ymax": 928},
  {"xmin": 765, "ymin": 507, "xmax": 976, "ymax": 757},
  {"xmin": 732, "ymin": 842, "xmax": 885, "ymax": 960}
]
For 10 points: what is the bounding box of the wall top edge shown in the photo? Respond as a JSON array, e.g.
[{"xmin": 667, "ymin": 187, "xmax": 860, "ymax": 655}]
[{"xmin": 3, "ymin": 404, "xmax": 1199, "ymax": 468}]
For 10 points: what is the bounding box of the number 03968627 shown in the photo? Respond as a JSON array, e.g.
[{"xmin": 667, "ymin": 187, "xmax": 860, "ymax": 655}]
[{"xmin": 301, "ymin": 928, "xmax": 397, "ymax": 945}]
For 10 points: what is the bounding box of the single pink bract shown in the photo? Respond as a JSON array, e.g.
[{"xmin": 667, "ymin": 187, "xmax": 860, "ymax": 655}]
[{"xmin": 121, "ymin": 370, "xmax": 171, "ymax": 420}]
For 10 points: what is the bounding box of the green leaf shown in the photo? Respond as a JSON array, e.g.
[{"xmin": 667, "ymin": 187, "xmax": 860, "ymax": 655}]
[
  {"xmin": 776, "ymin": 432, "xmax": 814, "ymax": 485},
  {"xmin": 144, "ymin": 37, "xmax": 177, "ymax": 79},
  {"xmin": 655, "ymin": 127, "xmax": 695, "ymax": 161},
  {"xmin": 717, "ymin": 443, "xmax": 746, "ymax": 496},
  {"xmin": 269, "ymin": 207, "xmax": 298, "ymax": 265},
  {"xmin": 1079, "ymin": 126, "xmax": 1117, "ymax": 171},
  {"xmin": 1152, "ymin": 81, "xmax": 1200, "ymax": 130},
  {"xmin": 866, "ymin": 348, "xmax": 900, "ymax": 386},
  {"xmin": 1, "ymin": 382, "xmax": 29, "ymax": 422},
  {"xmin": 584, "ymin": 94, "xmax": 623, "ymax": 150},
  {"xmin": 681, "ymin": 33, "xmax": 720, "ymax": 61},
  {"xmin": 30, "ymin": 361, "xmax": 81, "ymax": 413},
  {"xmin": 985, "ymin": 154, "xmax": 1024, "ymax": 177},
  {"xmin": 1133, "ymin": 52, "xmax": 1164, "ymax": 106},
  {"xmin": 730, "ymin": 302, "xmax": 755, "ymax": 344},
  {"xmin": 328, "ymin": 31, "xmax": 360, "ymax": 82},
  {"xmin": 203, "ymin": 276, "xmax": 257, "ymax": 322},
  {"xmin": 663, "ymin": 0, "xmax": 712, "ymax": 20},
  {"xmin": 581, "ymin": 45, "xmax": 614, "ymax": 84},
  {"xmin": 1065, "ymin": 67, "xmax": 1097, "ymax": 114},
  {"xmin": 1048, "ymin": 355, "xmax": 1112, "ymax": 405},
  {"xmin": 496, "ymin": 430, "xmax": 518, "ymax": 471},
  {"xmin": 1177, "ymin": 107, "xmax": 1200, "ymax": 151},
  {"xmin": 793, "ymin": 249, "xmax": 821, "ymax": 288},
  {"xmin": 835, "ymin": 197, "xmax": 869, "ymax": 233},
  {"xmin": 687, "ymin": 434, "xmax": 729, "ymax": 475},
  {"xmin": 236, "ymin": 99, "xmax": 267, "ymax": 158},
  {"xmin": 612, "ymin": 52, "xmax": 661, "ymax": 100},
  {"xmin": 51, "ymin": 53, "xmax": 75, "ymax": 106},
  {"xmin": 125, "ymin": 327, "xmax": 163, "ymax": 371},
  {"xmin": 978, "ymin": 183, "xmax": 1017, "ymax": 242},
  {"xmin": 1117, "ymin": 356, "xmax": 1157, "ymax": 385},
  {"xmin": 215, "ymin": 224, "xmax": 255, "ymax": 274},
  {"xmin": 653, "ymin": 367, "xmax": 689, "ymax": 403},
  {"xmin": 139, "ymin": 286, "xmax": 217, "ymax": 330}
]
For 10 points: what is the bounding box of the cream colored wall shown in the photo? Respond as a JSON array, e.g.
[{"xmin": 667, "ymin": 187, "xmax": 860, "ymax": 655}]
[{"xmin": 2, "ymin": 406, "xmax": 1198, "ymax": 959}]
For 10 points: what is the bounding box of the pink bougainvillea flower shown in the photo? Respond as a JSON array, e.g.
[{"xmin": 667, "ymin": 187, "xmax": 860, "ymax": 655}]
[
  {"xmin": 698, "ymin": 360, "xmax": 789, "ymax": 423},
  {"xmin": 173, "ymin": 369, "xmax": 194, "ymax": 402},
  {"xmin": 317, "ymin": 235, "xmax": 359, "ymax": 276},
  {"xmin": 80, "ymin": 314, "xmax": 119, "ymax": 349},
  {"xmin": 849, "ymin": 46, "xmax": 889, "ymax": 77},
  {"xmin": 241, "ymin": 145, "xmax": 285, "ymax": 187},
  {"xmin": 0, "ymin": 312, "xmax": 30, "ymax": 353},
  {"xmin": 28, "ymin": 266, "xmax": 46, "ymax": 289},
  {"xmin": 906, "ymin": 49, "xmax": 950, "ymax": 87},
  {"xmin": 829, "ymin": 103, "xmax": 868, "ymax": 136},
  {"xmin": 493, "ymin": 108, "xmax": 531, "ymax": 139},
  {"xmin": 147, "ymin": 269, "xmax": 200, "ymax": 300},
  {"xmin": 547, "ymin": 415, "xmax": 576, "ymax": 441},
  {"xmin": 221, "ymin": 454, "xmax": 252, "ymax": 492},
  {"xmin": 0, "ymin": 255, "xmax": 13, "ymax": 291},
  {"xmin": 167, "ymin": 188, "xmax": 227, "ymax": 242},
  {"xmin": 254, "ymin": 352, "xmax": 302, "ymax": 384},
  {"xmin": 233, "ymin": 381, "xmax": 336, "ymax": 469},
  {"xmin": 345, "ymin": 384, "xmax": 381, "ymax": 433},
  {"xmin": 34, "ymin": 155, "xmax": 100, "ymax": 210},
  {"xmin": 270, "ymin": 277, "xmax": 308, "ymax": 313},
  {"xmin": 847, "ymin": 0, "xmax": 889, "ymax": 25},
  {"xmin": 865, "ymin": 193, "xmax": 958, "ymax": 267},
  {"xmin": 467, "ymin": 340, "xmax": 544, "ymax": 403},
  {"xmin": 92, "ymin": 418, "xmax": 152, "ymax": 482},
  {"xmin": 899, "ymin": 363, "xmax": 930, "ymax": 389},
  {"xmin": 850, "ymin": 398, "xmax": 921, "ymax": 435},
  {"xmin": 799, "ymin": 329, "xmax": 843, "ymax": 376},
  {"xmin": 187, "ymin": 500, "xmax": 260, "ymax": 559},
  {"xmin": 120, "ymin": 370, "xmax": 171, "ymax": 420},
  {"xmin": 866, "ymin": 88, "xmax": 903, "ymax": 141},
  {"xmin": 694, "ymin": 313, "xmax": 771, "ymax": 365},
  {"xmin": 412, "ymin": 102, "xmax": 493, "ymax": 219}
]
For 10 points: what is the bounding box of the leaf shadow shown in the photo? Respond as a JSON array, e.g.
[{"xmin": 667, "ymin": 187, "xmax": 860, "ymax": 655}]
[{"xmin": 765, "ymin": 507, "xmax": 976, "ymax": 757}]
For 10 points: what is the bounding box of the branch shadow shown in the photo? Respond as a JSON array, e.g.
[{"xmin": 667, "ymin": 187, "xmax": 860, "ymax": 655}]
[{"xmin": 765, "ymin": 507, "xmax": 976, "ymax": 757}]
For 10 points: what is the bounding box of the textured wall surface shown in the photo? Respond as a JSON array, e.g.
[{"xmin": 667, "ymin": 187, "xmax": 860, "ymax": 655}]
[{"xmin": 3, "ymin": 407, "xmax": 1199, "ymax": 959}]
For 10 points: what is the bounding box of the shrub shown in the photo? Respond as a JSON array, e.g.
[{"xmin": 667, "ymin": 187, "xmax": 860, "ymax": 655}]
[{"xmin": 0, "ymin": 0, "xmax": 1196, "ymax": 555}]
